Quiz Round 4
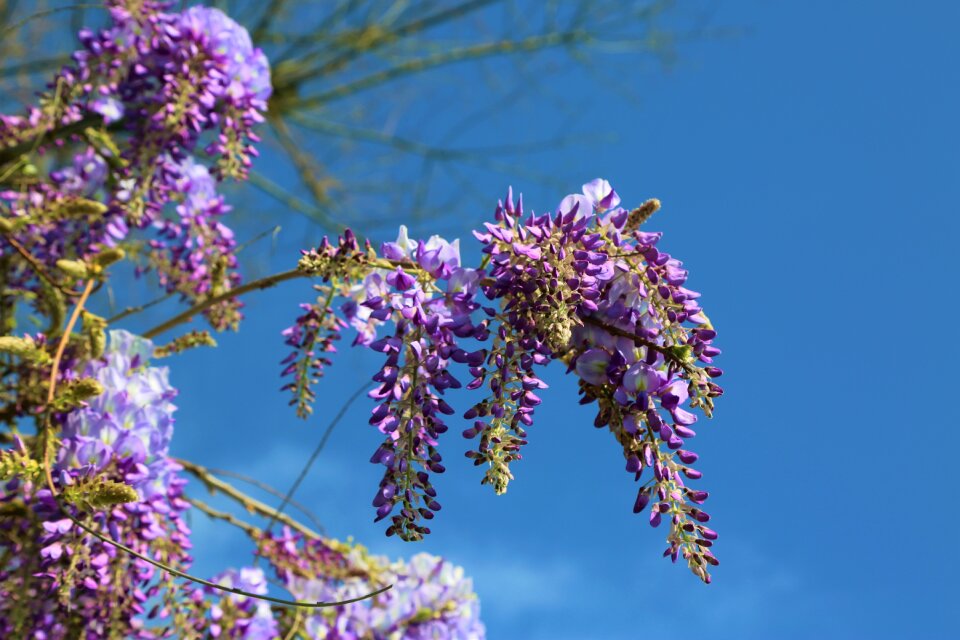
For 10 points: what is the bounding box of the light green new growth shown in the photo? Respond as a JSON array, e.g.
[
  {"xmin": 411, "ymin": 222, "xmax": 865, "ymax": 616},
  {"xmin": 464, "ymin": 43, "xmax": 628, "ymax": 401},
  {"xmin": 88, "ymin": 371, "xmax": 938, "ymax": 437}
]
[
  {"xmin": 0, "ymin": 335, "xmax": 52, "ymax": 364},
  {"xmin": 50, "ymin": 377, "xmax": 104, "ymax": 412},
  {"xmin": 62, "ymin": 475, "xmax": 140, "ymax": 511},
  {"xmin": 154, "ymin": 330, "xmax": 218, "ymax": 358},
  {"xmin": 0, "ymin": 440, "xmax": 44, "ymax": 482}
]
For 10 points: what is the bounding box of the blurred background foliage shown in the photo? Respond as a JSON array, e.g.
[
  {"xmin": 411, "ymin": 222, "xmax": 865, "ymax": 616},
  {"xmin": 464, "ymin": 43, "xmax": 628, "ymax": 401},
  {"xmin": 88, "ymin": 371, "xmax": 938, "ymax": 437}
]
[{"xmin": 0, "ymin": 0, "xmax": 732, "ymax": 247}]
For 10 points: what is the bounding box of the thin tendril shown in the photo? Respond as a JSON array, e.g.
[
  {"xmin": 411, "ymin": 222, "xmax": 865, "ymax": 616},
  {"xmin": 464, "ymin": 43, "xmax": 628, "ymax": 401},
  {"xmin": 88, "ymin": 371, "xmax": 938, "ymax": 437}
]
[
  {"xmin": 56, "ymin": 508, "xmax": 392, "ymax": 609},
  {"xmin": 261, "ymin": 381, "xmax": 370, "ymax": 539},
  {"xmin": 204, "ymin": 465, "xmax": 327, "ymax": 535}
]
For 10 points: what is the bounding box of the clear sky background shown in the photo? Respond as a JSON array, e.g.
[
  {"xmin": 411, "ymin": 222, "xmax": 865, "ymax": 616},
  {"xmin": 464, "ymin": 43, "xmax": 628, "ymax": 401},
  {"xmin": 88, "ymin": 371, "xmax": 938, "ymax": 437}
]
[{"xmin": 106, "ymin": 1, "xmax": 958, "ymax": 638}]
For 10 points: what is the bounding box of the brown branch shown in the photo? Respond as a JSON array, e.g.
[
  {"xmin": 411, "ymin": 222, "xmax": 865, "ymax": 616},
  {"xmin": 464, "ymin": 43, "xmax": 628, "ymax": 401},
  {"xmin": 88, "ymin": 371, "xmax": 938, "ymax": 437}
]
[
  {"xmin": 204, "ymin": 466, "xmax": 326, "ymax": 535},
  {"xmin": 142, "ymin": 268, "xmax": 306, "ymax": 339},
  {"xmin": 185, "ymin": 495, "xmax": 262, "ymax": 538},
  {"xmin": 42, "ymin": 277, "xmax": 95, "ymax": 494},
  {"xmin": 176, "ymin": 458, "xmax": 323, "ymax": 541},
  {"xmin": 0, "ymin": 232, "xmax": 83, "ymax": 297}
]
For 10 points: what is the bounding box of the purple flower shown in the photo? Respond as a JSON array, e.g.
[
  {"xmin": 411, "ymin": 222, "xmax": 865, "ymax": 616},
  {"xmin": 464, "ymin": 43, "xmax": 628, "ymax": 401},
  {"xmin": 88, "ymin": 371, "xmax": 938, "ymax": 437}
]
[
  {"xmin": 50, "ymin": 147, "xmax": 108, "ymax": 197},
  {"xmin": 582, "ymin": 178, "xmax": 621, "ymax": 211},
  {"xmin": 208, "ymin": 567, "xmax": 279, "ymax": 639},
  {"xmin": 622, "ymin": 362, "xmax": 662, "ymax": 395},
  {"xmin": 416, "ymin": 234, "xmax": 462, "ymax": 278},
  {"xmin": 281, "ymin": 549, "xmax": 485, "ymax": 639},
  {"xmin": 58, "ymin": 330, "xmax": 177, "ymax": 498},
  {"xmin": 180, "ymin": 6, "xmax": 272, "ymax": 104},
  {"xmin": 90, "ymin": 97, "xmax": 124, "ymax": 124},
  {"xmin": 558, "ymin": 178, "xmax": 621, "ymax": 220},
  {"xmin": 575, "ymin": 348, "xmax": 611, "ymax": 386}
]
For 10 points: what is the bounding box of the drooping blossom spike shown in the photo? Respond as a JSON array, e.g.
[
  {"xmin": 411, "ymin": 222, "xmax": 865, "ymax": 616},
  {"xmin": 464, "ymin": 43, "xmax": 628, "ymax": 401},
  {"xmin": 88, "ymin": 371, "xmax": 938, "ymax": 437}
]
[
  {"xmin": 280, "ymin": 294, "xmax": 346, "ymax": 419},
  {"xmin": 263, "ymin": 531, "xmax": 485, "ymax": 640}
]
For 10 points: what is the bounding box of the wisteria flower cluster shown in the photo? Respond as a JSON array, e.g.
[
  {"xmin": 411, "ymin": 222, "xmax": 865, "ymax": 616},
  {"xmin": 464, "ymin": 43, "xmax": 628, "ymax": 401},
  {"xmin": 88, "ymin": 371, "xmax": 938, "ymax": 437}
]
[
  {"xmin": 284, "ymin": 178, "xmax": 724, "ymax": 581},
  {"xmin": 1, "ymin": 331, "xmax": 196, "ymax": 638},
  {"xmin": 259, "ymin": 529, "xmax": 484, "ymax": 639},
  {"xmin": 0, "ymin": 0, "xmax": 269, "ymax": 331},
  {"xmin": 58, "ymin": 330, "xmax": 178, "ymax": 498}
]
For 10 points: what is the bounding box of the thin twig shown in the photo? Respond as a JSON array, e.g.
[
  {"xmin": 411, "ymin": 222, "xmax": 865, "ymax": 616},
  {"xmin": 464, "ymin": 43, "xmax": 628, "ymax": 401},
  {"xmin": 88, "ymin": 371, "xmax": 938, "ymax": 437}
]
[
  {"xmin": 270, "ymin": 118, "xmax": 339, "ymax": 224},
  {"xmin": 276, "ymin": 0, "xmax": 500, "ymax": 85},
  {"xmin": 61, "ymin": 510, "xmax": 392, "ymax": 609},
  {"xmin": 105, "ymin": 292, "xmax": 174, "ymax": 324},
  {"xmin": 247, "ymin": 171, "xmax": 340, "ymax": 231},
  {"xmin": 205, "ymin": 466, "xmax": 326, "ymax": 535},
  {"xmin": 106, "ymin": 226, "xmax": 279, "ymax": 326},
  {"xmin": 0, "ymin": 232, "xmax": 83, "ymax": 297},
  {"xmin": 176, "ymin": 458, "xmax": 323, "ymax": 541},
  {"xmin": 142, "ymin": 268, "xmax": 306, "ymax": 339},
  {"xmin": 141, "ymin": 255, "xmax": 425, "ymax": 341},
  {"xmin": 186, "ymin": 495, "xmax": 261, "ymax": 538},
  {"xmin": 43, "ymin": 278, "xmax": 95, "ymax": 494},
  {"xmin": 293, "ymin": 30, "xmax": 584, "ymax": 108},
  {"xmin": 261, "ymin": 381, "xmax": 370, "ymax": 538}
]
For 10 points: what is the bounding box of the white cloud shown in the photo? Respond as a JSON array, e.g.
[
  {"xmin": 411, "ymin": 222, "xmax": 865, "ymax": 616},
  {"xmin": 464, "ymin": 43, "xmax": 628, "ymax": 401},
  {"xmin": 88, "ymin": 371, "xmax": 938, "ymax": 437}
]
[{"xmin": 467, "ymin": 556, "xmax": 578, "ymax": 615}]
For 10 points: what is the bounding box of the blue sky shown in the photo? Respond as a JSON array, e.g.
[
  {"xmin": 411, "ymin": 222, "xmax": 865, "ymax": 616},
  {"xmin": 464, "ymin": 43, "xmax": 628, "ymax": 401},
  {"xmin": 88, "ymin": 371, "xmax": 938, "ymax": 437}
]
[{"xmin": 107, "ymin": 1, "xmax": 959, "ymax": 637}]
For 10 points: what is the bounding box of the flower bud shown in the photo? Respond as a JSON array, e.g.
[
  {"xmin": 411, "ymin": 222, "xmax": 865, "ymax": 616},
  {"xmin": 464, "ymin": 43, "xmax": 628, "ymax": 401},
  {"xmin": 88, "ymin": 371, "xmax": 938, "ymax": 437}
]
[{"xmin": 56, "ymin": 259, "xmax": 90, "ymax": 279}]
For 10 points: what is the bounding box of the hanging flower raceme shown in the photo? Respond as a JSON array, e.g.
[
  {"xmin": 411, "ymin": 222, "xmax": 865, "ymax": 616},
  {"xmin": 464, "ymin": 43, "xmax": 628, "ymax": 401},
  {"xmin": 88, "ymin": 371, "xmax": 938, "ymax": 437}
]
[
  {"xmin": 149, "ymin": 156, "xmax": 244, "ymax": 331},
  {"xmin": 470, "ymin": 180, "xmax": 723, "ymax": 581},
  {"xmin": 280, "ymin": 229, "xmax": 369, "ymax": 416},
  {"xmin": 285, "ymin": 179, "xmax": 723, "ymax": 582},
  {"xmin": 286, "ymin": 225, "xmax": 487, "ymax": 541},
  {"xmin": 259, "ymin": 528, "xmax": 485, "ymax": 639},
  {"xmin": 363, "ymin": 228, "xmax": 488, "ymax": 542},
  {"xmin": 280, "ymin": 299, "xmax": 347, "ymax": 419}
]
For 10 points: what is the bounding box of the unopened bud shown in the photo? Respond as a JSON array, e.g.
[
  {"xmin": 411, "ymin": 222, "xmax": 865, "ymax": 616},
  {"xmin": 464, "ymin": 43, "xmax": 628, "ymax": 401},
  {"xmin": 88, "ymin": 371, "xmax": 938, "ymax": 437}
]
[
  {"xmin": 624, "ymin": 198, "xmax": 662, "ymax": 232},
  {"xmin": 93, "ymin": 248, "xmax": 125, "ymax": 268},
  {"xmin": 55, "ymin": 259, "xmax": 89, "ymax": 279},
  {"xmin": 0, "ymin": 336, "xmax": 34, "ymax": 356},
  {"xmin": 65, "ymin": 197, "xmax": 108, "ymax": 217},
  {"xmin": 72, "ymin": 378, "xmax": 104, "ymax": 400}
]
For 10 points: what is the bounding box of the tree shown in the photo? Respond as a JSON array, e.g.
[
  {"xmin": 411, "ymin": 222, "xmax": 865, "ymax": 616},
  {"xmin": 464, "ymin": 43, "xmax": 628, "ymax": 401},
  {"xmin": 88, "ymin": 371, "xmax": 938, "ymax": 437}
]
[{"xmin": 0, "ymin": 2, "xmax": 724, "ymax": 637}]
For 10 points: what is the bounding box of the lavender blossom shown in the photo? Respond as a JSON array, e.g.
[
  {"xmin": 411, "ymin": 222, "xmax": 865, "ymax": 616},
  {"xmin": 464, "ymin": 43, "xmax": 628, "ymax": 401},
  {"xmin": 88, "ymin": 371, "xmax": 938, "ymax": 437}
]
[
  {"xmin": 206, "ymin": 567, "xmax": 279, "ymax": 639},
  {"xmin": 58, "ymin": 330, "xmax": 177, "ymax": 499},
  {"xmin": 270, "ymin": 538, "xmax": 485, "ymax": 640},
  {"xmin": 149, "ymin": 156, "xmax": 244, "ymax": 331}
]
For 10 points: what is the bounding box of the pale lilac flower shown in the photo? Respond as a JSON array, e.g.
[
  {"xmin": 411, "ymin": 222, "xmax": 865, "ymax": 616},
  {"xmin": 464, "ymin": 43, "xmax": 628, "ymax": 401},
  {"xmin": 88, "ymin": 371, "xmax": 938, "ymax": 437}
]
[
  {"xmin": 582, "ymin": 178, "xmax": 621, "ymax": 211},
  {"xmin": 58, "ymin": 330, "xmax": 177, "ymax": 498}
]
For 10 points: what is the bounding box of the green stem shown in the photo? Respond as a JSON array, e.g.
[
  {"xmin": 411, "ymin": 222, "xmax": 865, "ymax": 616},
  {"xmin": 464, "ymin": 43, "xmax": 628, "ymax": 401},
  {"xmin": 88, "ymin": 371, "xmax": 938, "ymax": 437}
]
[
  {"xmin": 177, "ymin": 458, "xmax": 323, "ymax": 540},
  {"xmin": 141, "ymin": 268, "xmax": 306, "ymax": 339},
  {"xmin": 60, "ymin": 506, "xmax": 391, "ymax": 609}
]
